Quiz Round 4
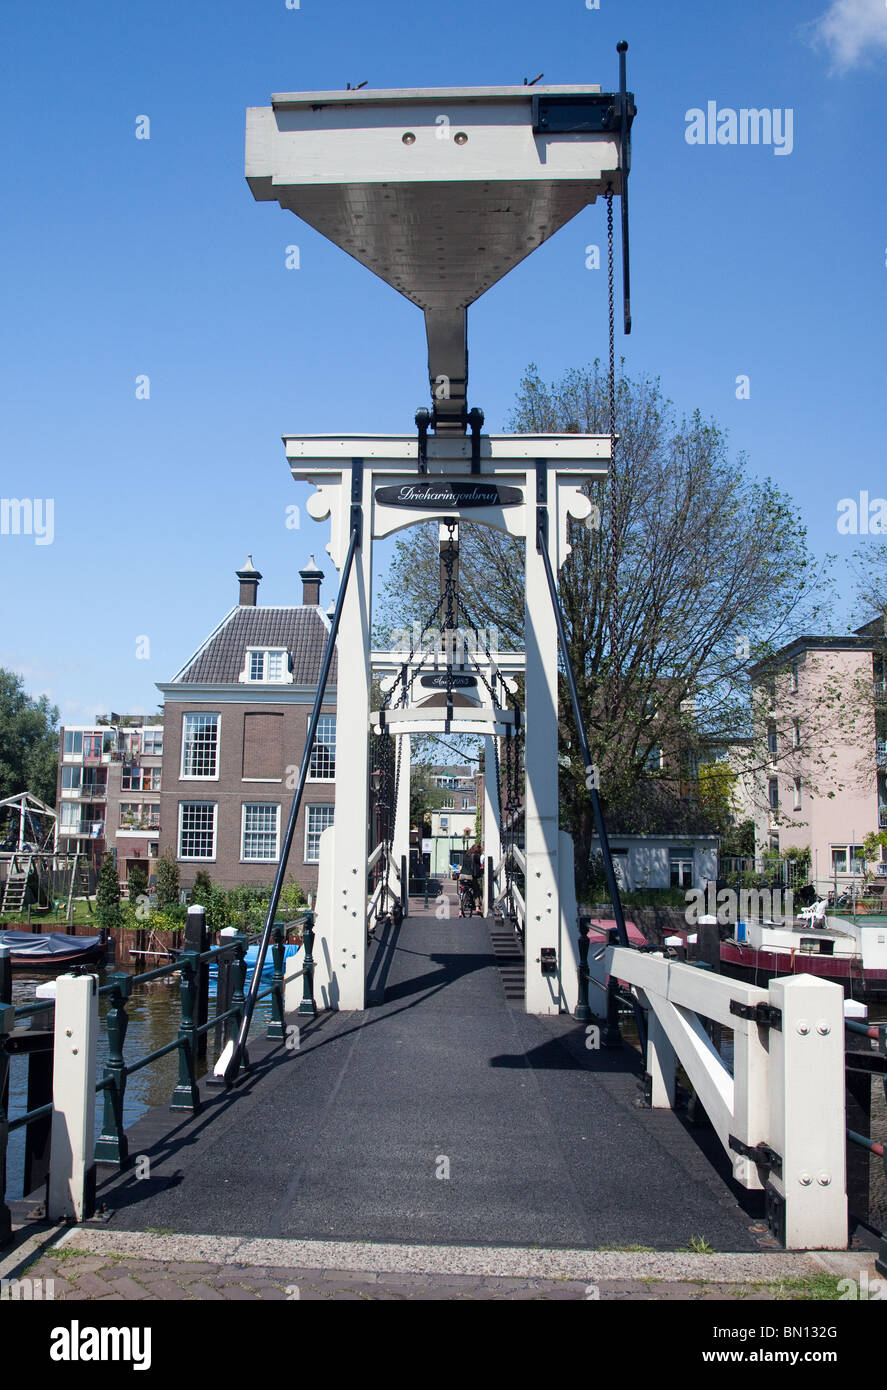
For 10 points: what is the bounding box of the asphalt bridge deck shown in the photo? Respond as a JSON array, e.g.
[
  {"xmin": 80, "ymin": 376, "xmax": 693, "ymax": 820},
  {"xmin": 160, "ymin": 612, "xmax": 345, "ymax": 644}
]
[{"xmin": 90, "ymin": 895, "xmax": 764, "ymax": 1251}]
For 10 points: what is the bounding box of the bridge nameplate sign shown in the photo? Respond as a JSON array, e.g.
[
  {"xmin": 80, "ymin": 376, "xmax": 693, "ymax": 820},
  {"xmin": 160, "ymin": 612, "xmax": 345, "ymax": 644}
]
[
  {"xmin": 420, "ymin": 674, "xmax": 478, "ymax": 689},
  {"xmin": 374, "ymin": 480, "xmax": 523, "ymax": 509}
]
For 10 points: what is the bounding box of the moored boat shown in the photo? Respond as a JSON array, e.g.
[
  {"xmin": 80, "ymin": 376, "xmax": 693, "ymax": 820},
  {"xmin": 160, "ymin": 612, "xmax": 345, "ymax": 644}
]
[
  {"xmin": 0, "ymin": 929, "xmax": 109, "ymax": 972},
  {"xmin": 717, "ymin": 913, "xmax": 887, "ymax": 1001}
]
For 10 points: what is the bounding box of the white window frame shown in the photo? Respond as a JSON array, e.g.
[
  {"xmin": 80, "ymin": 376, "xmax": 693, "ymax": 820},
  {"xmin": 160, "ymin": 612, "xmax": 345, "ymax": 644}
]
[
  {"xmin": 180, "ymin": 712, "xmax": 220, "ymax": 780},
  {"xmin": 830, "ymin": 845, "xmax": 864, "ymax": 876},
  {"xmin": 307, "ymin": 715, "xmax": 337, "ymax": 782},
  {"xmin": 304, "ymin": 804, "xmax": 334, "ymax": 864},
  {"xmin": 792, "ymin": 718, "xmax": 801, "ymax": 749},
  {"xmin": 239, "ymin": 647, "xmax": 293, "ymax": 685},
  {"xmin": 178, "ymin": 802, "xmax": 217, "ymax": 861},
  {"xmin": 143, "ymin": 729, "xmax": 163, "ymax": 756},
  {"xmin": 768, "ymin": 777, "xmax": 779, "ymax": 810},
  {"xmin": 792, "ymin": 776, "xmax": 801, "ymax": 811},
  {"xmin": 669, "ymin": 849, "xmax": 694, "ymax": 889},
  {"xmin": 241, "ymin": 802, "xmax": 281, "ymax": 862}
]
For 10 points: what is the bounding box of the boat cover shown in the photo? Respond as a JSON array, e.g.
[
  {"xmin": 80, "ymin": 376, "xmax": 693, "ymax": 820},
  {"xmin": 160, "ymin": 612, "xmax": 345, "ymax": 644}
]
[{"xmin": 0, "ymin": 931, "xmax": 104, "ymax": 956}]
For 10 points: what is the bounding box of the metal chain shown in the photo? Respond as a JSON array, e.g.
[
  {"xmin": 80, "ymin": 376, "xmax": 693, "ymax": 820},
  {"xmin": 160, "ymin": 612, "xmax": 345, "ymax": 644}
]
[{"xmin": 605, "ymin": 183, "xmax": 619, "ymax": 685}]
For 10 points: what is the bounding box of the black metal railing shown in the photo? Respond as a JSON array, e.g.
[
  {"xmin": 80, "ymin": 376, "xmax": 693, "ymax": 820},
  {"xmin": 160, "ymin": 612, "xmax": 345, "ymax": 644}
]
[
  {"xmin": 0, "ymin": 913, "xmax": 316, "ymax": 1241},
  {"xmin": 844, "ymin": 1017, "xmax": 887, "ymax": 1277}
]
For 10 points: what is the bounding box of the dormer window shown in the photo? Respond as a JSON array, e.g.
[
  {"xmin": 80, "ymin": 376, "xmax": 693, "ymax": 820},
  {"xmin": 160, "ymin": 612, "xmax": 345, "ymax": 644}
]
[{"xmin": 240, "ymin": 648, "xmax": 292, "ymax": 684}]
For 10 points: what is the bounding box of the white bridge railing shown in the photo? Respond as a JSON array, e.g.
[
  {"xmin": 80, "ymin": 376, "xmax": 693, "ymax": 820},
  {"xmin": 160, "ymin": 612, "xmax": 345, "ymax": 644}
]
[
  {"xmin": 605, "ymin": 945, "xmax": 848, "ymax": 1250},
  {"xmin": 366, "ymin": 845, "xmax": 403, "ymax": 928},
  {"xmin": 490, "ymin": 845, "xmax": 526, "ymax": 934}
]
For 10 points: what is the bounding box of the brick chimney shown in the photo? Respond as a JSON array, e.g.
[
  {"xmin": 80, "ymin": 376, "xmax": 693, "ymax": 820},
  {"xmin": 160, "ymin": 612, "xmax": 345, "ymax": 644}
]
[
  {"xmin": 299, "ymin": 555, "xmax": 324, "ymax": 606},
  {"xmin": 236, "ymin": 555, "xmax": 262, "ymax": 607}
]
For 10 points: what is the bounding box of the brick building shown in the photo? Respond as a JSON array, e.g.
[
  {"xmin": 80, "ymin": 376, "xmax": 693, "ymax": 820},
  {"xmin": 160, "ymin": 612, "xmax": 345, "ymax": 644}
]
[
  {"xmin": 55, "ymin": 715, "xmax": 164, "ymax": 884},
  {"xmin": 156, "ymin": 556, "xmax": 337, "ymax": 893}
]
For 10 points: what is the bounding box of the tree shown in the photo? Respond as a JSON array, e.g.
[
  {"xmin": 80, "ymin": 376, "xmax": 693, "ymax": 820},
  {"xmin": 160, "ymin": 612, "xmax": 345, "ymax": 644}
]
[
  {"xmin": 0, "ymin": 669, "xmax": 59, "ymax": 806},
  {"xmin": 127, "ymin": 862, "xmax": 148, "ymax": 902},
  {"xmin": 95, "ymin": 852, "xmax": 122, "ymax": 929},
  {"xmin": 850, "ymin": 542, "xmax": 887, "ymax": 623},
  {"xmin": 408, "ymin": 759, "xmax": 448, "ymax": 834},
  {"xmin": 378, "ymin": 362, "xmax": 831, "ymax": 891},
  {"xmin": 155, "ymin": 852, "xmax": 180, "ymax": 910}
]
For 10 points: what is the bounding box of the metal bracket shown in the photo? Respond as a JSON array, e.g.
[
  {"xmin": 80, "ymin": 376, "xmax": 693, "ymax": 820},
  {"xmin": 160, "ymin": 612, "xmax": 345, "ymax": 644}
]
[
  {"xmin": 350, "ymin": 458, "xmax": 364, "ymax": 546},
  {"xmin": 415, "ymin": 409, "xmax": 430, "ymax": 474},
  {"xmin": 535, "ymin": 459, "xmax": 548, "ymax": 553},
  {"xmin": 467, "ymin": 407, "xmax": 484, "ymax": 474},
  {"xmin": 730, "ymin": 1000, "xmax": 782, "ymax": 1030},
  {"xmin": 729, "ymin": 1134, "xmax": 782, "ymax": 1174}
]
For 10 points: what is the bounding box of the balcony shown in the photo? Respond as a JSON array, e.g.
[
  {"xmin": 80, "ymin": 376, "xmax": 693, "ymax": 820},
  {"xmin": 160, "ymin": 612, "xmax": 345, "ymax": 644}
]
[
  {"xmin": 119, "ymin": 817, "xmax": 161, "ymax": 833},
  {"xmin": 60, "ymin": 820, "xmax": 105, "ymax": 838},
  {"xmin": 875, "ymin": 680, "xmax": 887, "ymax": 705}
]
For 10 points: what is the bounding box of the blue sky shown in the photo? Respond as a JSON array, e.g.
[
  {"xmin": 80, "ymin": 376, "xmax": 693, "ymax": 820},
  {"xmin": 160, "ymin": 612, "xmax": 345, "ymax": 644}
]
[{"xmin": 1, "ymin": 0, "xmax": 885, "ymax": 726}]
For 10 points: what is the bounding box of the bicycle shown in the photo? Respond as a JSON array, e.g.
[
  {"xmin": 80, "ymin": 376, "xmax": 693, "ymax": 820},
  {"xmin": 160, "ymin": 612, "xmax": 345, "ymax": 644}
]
[{"xmin": 458, "ymin": 876, "xmax": 478, "ymax": 917}]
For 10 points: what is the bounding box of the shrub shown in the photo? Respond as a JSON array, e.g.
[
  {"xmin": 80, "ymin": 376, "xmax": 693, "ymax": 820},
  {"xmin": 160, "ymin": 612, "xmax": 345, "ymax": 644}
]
[
  {"xmin": 95, "ymin": 852, "xmax": 123, "ymax": 929},
  {"xmin": 155, "ymin": 852, "xmax": 180, "ymax": 910},
  {"xmin": 127, "ymin": 862, "xmax": 149, "ymax": 901}
]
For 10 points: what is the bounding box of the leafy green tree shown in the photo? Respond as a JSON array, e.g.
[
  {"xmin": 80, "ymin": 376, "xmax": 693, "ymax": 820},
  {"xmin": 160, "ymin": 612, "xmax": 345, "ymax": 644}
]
[
  {"xmin": 409, "ymin": 759, "xmax": 449, "ymax": 834},
  {"xmin": 0, "ymin": 669, "xmax": 59, "ymax": 806},
  {"xmin": 155, "ymin": 852, "xmax": 180, "ymax": 910},
  {"xmin": 95, "ymin": 852, "xmax": 123, "ymax": 929}
]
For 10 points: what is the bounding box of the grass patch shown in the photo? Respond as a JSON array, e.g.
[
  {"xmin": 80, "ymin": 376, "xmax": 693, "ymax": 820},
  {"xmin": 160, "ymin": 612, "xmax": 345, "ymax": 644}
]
[
  {"xmin": 684, "ymin": 1236, "xmax": 715, "ymax": 1254},
  {"xmin": 757, "ymin": 1274, "xmax": 845, "ymax": 1301}
]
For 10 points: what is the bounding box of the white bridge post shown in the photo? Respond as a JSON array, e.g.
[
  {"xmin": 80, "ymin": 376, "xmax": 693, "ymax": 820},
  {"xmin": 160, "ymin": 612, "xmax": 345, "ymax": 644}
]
[
  {"xmin": 523, "ymin": 466, "xmax": 560, "ymax": 1014},
  {"xmin": 767, "ymin": 974, "xmax": 847, "ymax": 1249},
  {"xmin": 393, "ymin": 733, "xmax": 411, "ymax": 916},
  {"xmin": 48, "ymin": 972, "xmax": 98, "ymax": 1222}
]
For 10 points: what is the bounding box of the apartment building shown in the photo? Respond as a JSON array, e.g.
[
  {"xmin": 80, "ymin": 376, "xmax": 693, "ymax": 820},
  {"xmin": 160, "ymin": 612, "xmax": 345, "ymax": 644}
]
[
  {"xmin": 55, "ymin": 715, "xmax": 164, "ymax": 881},
  {"xmin": 155, "ymin": 557, "xmax": 336, "ymax": 893},
  {"xmin": 746, "ymin": 617, "xmax": 887, "ymax": 892}
]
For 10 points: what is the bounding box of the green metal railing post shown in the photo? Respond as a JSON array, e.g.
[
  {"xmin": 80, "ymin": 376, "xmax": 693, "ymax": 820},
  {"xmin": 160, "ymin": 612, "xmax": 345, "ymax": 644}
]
[
  {"xmin": 298, "ymin": 913, "xmax": 317, "ymax": 1018},
  {"xmin": 231, "ymin": 934, "xmax": 249, "ymax": 1066},
  {"xmin": 268, "ymin": 924, "xmax": 285, "ymax": 1040},
  {"xmin": 171, "ymin": 952, "xmax": 201, "ymax": 1111},
  {"xmin": 95, "ymin": 973, "xmax": 132, "ymax": 1165}
]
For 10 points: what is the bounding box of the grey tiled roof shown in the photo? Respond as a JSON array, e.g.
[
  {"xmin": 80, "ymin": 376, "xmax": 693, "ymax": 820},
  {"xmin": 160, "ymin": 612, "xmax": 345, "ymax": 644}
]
[{"xmin": 175, "ymin": 607, "xmax": 337, "ymax": 686}]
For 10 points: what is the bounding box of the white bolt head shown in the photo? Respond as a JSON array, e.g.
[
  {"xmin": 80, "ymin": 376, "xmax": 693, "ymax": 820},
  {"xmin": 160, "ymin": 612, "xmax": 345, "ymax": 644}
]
[
  {"xmin": 797, "ymin": 1019, "xmax": 810, "ymax": 1035},
  {"xmin": 816, "ymin": 1020, "xmax": 831, "ymax": 1036},
  {"xmin": 817, "ymin": 1173, "xmax": 831, "ymax": 1187},
  {"xmin": 799, "ymin": 1172, "xmax": 812, "ymax": 1186}
]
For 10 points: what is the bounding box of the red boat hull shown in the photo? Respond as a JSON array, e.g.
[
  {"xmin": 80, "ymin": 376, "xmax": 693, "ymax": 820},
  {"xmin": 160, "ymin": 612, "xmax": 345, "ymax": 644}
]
[{"xmin": 720, "ymin": 941, "xmax": 887, "ymax": 1000}]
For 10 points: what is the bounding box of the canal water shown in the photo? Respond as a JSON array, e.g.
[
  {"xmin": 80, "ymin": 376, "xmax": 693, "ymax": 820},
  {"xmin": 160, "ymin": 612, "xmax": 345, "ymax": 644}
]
[{"xmin": 5, "ymin": 952, "xmax": 284, "ymax": 1201}]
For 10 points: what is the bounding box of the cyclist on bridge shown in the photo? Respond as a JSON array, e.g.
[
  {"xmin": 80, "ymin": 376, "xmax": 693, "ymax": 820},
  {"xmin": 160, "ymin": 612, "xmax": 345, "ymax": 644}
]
[{"xmin": 458, "ymin": 843, "xmax": 483, "ymax": 917}]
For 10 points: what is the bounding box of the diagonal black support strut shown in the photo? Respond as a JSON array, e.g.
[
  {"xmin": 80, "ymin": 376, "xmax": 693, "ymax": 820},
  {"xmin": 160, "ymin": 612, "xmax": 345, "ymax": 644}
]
[{"xmin": 223, "ymin": 462, "xmax": 363, "ymax": 1081}]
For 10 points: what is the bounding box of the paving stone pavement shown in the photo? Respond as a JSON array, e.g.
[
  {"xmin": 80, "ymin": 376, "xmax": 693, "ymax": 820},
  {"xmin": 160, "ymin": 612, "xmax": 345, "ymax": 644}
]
[{"xmin": 9, "ymin": 1248, "xmax": 852, "ymax": 1301}]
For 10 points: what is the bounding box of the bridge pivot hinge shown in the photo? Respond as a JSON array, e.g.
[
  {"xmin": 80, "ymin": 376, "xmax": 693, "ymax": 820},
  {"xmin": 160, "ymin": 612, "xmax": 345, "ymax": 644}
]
[
  {"xmin": 729, "ymin": 1135, "xmax": 782, "ymax": 1174},
  {"xmin": 730, "ymin": 1000, "xmax": 782, "ymax": 1030}
]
